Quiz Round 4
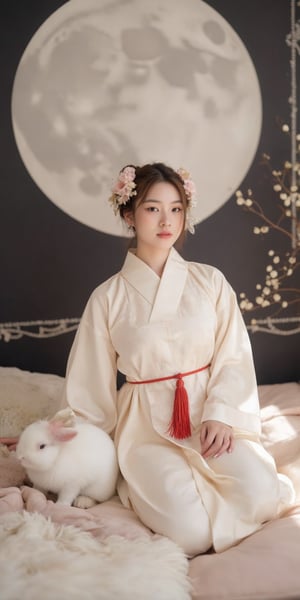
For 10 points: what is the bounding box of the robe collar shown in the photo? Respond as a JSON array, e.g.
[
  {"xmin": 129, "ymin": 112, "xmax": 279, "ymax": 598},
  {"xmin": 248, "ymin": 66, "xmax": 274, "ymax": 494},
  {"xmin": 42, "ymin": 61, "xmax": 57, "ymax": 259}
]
[{"xmin": 121, "ymin": 247, "xmax": 188, "ymax": 321}]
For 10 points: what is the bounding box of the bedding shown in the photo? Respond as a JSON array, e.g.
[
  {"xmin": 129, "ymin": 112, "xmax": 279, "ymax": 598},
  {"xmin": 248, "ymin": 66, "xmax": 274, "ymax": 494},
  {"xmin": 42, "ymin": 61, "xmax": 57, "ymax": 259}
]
[{"xmin": 0, "ymin": 367, "xmax": 300, "ymax": 599}]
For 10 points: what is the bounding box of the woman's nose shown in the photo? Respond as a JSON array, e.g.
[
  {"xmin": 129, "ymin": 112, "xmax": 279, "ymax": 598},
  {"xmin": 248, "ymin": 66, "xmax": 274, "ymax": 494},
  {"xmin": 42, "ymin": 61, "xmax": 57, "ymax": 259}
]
[{"xmin": 160, "ymin": 213, "xmax": 171, "ymax": 227}]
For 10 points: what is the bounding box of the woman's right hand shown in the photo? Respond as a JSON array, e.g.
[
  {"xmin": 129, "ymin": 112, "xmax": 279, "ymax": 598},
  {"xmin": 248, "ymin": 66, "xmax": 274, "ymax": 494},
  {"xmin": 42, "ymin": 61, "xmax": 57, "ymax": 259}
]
[{"xmin": 200, "ymin": 420, "xmax": 234, "ymax": 459}]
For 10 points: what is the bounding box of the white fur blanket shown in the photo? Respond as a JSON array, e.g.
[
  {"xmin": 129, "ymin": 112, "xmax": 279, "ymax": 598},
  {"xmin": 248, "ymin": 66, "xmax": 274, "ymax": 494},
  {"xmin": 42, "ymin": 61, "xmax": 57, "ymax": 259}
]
[{"xmin": 0, "ymin": 486, "xmax": 191, "ymax": 600}]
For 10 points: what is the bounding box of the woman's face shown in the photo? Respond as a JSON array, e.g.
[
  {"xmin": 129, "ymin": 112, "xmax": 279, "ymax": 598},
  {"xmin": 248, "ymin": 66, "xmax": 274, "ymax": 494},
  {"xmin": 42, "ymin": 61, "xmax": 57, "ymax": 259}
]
[{"xmin": 127, "ymin": 181, "xmax": 185, "ymax": 256}]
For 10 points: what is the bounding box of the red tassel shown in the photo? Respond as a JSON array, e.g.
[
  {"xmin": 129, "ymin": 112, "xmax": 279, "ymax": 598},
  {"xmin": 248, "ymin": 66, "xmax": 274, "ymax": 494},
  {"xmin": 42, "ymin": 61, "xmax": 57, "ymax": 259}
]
[{"xmin": 168, "ymin": 375, "xmax": 191, "ymax": 439}]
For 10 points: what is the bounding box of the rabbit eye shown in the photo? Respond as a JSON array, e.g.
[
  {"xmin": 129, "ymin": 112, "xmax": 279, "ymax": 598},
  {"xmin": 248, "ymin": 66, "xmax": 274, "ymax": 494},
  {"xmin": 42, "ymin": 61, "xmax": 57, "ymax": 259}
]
[{"xmin": 39, "ymin": 443, "xmax": 46, "ymax": 450}]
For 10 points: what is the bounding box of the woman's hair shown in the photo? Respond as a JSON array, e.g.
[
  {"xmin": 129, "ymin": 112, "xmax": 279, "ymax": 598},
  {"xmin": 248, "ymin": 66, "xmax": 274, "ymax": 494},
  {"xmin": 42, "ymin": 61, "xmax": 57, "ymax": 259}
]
[{"xmin": 119, "ymin": 162, "xmax": 189, "ymax": 241}]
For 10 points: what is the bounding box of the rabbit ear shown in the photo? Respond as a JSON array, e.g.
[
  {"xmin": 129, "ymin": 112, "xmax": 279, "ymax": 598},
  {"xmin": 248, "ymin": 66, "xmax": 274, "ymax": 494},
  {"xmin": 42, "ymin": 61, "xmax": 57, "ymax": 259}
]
[
  {"xmin": 49, "ymin": 408, "xmax": 76, "ymax": 427},
  {"xmin": 48, "ymin": 421, "xmax": 78, "ymax": 442}
]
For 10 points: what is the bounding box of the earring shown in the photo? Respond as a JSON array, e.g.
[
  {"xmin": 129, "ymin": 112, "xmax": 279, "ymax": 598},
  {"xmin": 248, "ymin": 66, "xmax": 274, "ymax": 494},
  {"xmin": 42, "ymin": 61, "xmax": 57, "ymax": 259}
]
[{"xmin": 127, "ymin": 224, "xmax": 135, "ymax": 236}]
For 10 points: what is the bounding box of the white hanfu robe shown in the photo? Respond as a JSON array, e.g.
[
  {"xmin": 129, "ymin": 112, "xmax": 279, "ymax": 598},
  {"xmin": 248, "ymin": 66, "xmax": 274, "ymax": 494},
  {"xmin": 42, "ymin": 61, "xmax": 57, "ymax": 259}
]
[{"xmin": 62, "ymin": 247, "xmax": 294, "ymax": 555}]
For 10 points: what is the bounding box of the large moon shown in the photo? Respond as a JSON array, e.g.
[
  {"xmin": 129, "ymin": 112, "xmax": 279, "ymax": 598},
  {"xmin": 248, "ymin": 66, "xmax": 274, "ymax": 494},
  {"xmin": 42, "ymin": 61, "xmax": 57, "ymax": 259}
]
[{"xmin": 11, "ymin": 0, "xmax": 262, "ymax": 237}]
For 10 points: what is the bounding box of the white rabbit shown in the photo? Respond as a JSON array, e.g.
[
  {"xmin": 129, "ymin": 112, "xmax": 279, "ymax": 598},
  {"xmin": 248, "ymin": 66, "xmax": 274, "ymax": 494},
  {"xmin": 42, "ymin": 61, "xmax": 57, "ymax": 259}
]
[{"xmin": 16, "ymin": 416, "xmax": 119, "ymax": 509}]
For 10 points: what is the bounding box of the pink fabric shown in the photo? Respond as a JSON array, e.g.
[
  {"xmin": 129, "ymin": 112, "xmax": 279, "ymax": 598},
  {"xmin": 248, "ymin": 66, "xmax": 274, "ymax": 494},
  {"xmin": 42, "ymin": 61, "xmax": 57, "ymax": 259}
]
[
  {"xmin": 189, "ymin": 508, "xmax": 300, "ymax": 599},
  {"xmin": 0, "ymin": 437, "xmax": 18, "ymax": 451},
  {"xmin": 0, "ymin": 485, "xmax": 153, "ymax": 541}
]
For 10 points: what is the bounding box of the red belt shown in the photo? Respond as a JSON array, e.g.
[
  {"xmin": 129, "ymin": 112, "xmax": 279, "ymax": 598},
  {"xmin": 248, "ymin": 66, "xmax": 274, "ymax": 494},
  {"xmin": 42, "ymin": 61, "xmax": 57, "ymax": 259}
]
[{"xmin": 128, "ymin": 364, "xmax": 211, "ymax": 440}]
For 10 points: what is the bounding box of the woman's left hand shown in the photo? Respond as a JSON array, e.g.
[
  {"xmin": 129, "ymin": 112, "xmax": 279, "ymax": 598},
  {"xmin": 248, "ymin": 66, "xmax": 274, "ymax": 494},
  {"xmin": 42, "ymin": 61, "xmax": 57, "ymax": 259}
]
[{"xmin": 200, "ymin": 420, "xmax": 234, "ymax": 459}]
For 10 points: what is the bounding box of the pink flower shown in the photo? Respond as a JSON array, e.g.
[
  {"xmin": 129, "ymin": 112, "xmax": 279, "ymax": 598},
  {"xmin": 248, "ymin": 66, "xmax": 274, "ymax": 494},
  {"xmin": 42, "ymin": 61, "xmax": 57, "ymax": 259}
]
[
  {"xmin": 122, "ymin": 166, "xmax": 136, "ymax": 182},
  {"xmin": 177, "ymin": 168, "xmax": 197, "ymax": 205}
]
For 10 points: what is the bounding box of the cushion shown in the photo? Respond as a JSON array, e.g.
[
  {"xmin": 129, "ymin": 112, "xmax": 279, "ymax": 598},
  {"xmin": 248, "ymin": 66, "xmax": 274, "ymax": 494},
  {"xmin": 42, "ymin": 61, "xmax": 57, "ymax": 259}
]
[{"xmin": 0, "ymin": 367, "xmax": 63, "ymax": 438}]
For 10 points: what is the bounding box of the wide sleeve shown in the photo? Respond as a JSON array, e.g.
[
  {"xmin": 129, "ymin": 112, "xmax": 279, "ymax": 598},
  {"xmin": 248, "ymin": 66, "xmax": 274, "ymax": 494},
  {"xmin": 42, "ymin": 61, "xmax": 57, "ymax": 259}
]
[
  {"xmin": 60, "ymin": 288, "xmax": 118, "ymax": 435},
  {"xmin": 201, "ymin": 270, "xmax": 261, "ymax": 435}
]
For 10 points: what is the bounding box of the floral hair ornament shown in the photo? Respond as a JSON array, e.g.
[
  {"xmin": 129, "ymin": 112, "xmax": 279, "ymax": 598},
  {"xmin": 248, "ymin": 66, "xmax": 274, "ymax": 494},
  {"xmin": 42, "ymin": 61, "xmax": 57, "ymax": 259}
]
[
  {"xmin": 108, "ymin": 166, "xmax": 137, "ymax": 215},
  {"xmin": 176, "ymin": 168, "xmax": 197, "ymax": 234}
]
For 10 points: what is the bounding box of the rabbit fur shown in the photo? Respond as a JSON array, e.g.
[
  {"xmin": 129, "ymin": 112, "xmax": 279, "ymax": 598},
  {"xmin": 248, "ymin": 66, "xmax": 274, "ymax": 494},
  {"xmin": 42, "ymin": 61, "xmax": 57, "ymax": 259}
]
[{"xmin": 16, "ymin": 418, "xmax": 119, "ymax": 507}]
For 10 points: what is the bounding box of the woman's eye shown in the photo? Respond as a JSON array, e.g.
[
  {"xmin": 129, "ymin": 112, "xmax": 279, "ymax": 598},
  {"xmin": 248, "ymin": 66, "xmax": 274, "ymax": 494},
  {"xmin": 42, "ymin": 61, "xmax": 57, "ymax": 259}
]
[
  {"xmin": 173, "ymin": 206, "xmax": 182, "ymax": 212},
  {"xmin": 146, "ymin": 206, "xmax": 158, "ymax": 212}
]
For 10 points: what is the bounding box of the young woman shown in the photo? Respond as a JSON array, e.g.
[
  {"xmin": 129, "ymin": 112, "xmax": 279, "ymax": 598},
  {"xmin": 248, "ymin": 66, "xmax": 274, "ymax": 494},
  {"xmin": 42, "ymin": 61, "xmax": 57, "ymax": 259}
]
[{"xmin": 61, "ymin": 162, "xmax": 294, "ymax": 556}]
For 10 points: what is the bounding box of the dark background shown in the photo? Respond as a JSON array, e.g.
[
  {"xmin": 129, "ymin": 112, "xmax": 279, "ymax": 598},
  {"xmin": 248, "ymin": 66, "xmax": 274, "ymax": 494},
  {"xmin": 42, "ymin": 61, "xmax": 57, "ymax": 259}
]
[{"xmin": 0, "ymin": 0, "xmax": 299, "ymax": 384}]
